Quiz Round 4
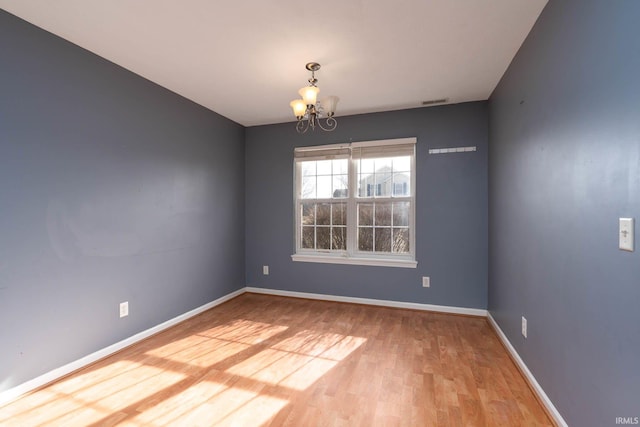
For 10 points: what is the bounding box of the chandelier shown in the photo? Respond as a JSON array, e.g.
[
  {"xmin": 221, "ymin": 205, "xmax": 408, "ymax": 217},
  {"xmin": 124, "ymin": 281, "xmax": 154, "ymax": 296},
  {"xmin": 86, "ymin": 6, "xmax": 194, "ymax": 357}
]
[{"xmin": 289, "ymin": 62, "xmax": 339, "ymax": 133}]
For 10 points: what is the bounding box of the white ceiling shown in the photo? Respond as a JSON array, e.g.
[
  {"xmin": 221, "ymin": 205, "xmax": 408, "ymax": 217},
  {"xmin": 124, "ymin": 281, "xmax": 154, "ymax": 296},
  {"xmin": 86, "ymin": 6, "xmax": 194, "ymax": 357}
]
[{"xmin": 0, "ymin": 1, "xmax": 547, "ymax": 127}]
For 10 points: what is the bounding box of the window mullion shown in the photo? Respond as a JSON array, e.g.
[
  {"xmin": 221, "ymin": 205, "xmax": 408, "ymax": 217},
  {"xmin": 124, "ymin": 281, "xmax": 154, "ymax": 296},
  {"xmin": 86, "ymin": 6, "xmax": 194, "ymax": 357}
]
[
  {"xmin": 347, "ymin": 154, "xmax": 358, "ymax": 256},
  {"xmin": 410, "ymin": 146, "xmax": 416, "ymax": 259},
  {"xmin": 294, "ymin": 162, "xmax": 301, "ymax": 253}
]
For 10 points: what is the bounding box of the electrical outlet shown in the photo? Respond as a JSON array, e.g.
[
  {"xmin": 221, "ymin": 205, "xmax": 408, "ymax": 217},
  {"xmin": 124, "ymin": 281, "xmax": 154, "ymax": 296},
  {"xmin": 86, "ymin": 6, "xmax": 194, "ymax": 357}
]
[
  {"xmin": 422, "ymin": 276, "xmax": 430, "ymax": 287},
  {"xmin": 263, "ymin": 265, "xmax": 269, "ymax": 275},
  {"xmin": 521, "ymin": 316, "xmax": 527, "ymax": 338},
  {"xmin": 120, "ymin": 301, "xmax": 129, "ymax": 318}
]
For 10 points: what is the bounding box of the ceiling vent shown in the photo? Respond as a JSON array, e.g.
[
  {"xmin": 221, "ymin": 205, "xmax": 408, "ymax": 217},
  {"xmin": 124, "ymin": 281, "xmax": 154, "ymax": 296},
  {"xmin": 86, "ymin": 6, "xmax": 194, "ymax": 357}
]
[{"xmin": 422, "ymin": 98, "xmax": 449, "ymax": 106}]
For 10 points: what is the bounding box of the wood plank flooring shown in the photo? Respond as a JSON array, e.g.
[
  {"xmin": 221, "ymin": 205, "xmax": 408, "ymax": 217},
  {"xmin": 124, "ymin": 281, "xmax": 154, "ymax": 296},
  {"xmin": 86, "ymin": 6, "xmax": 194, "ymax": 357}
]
[{"xmin": 0, "ymin": 293, "xmax": 553, "ymax": 426}]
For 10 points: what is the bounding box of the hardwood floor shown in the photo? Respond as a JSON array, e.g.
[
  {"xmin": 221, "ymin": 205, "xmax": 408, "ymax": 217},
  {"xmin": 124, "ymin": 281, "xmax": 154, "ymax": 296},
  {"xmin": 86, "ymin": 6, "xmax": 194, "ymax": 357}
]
[{"xmin": 0, "ymin": 293, "xmax": 553, "ymax": 426}]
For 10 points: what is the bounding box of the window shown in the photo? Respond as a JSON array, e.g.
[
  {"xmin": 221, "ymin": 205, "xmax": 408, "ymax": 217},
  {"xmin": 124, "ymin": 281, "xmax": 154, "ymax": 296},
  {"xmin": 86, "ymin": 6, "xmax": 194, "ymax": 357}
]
[{"xmin": 292, "ymin": 138, "xmax": 417, "ymax": 268}]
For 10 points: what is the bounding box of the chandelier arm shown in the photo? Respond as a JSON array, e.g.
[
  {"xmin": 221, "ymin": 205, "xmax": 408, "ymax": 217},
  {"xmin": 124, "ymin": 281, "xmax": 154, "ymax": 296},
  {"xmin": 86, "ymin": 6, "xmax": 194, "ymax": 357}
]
[
  {"xmin": 296, "ymin": 119, "xmax": 310, "ymax": 134},
  {"xmin": 316, "ymin": 116, "xmax": 337, "ymax": 132}
]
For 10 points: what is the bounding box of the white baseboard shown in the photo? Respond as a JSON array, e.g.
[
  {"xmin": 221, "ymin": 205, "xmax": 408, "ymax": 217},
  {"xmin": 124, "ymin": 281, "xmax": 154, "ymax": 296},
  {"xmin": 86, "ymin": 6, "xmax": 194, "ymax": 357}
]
[
  {"xmin": 0, "ymin": 288, "xmax": 244, "ymax": 407},
  {"xmin": 487, "ymin": 313, "xmax": 567, "ymax": 427},
  {"xmin": 244, "ymin": 286, "xmax": 487, "ymax": 317}
]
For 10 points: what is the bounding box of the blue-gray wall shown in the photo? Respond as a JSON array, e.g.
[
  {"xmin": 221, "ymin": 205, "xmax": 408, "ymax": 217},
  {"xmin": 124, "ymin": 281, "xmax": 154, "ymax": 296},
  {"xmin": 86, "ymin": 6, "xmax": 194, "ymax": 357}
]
[
  {"xmin": 0, "ymin": 10, "xmax": 245, "ymax": 393},
  {"xmin": 489, "ymin": 1, "xmax": 640, "ymax": 425},
  {"xmin": 246, "ymin": 103, "xmax": 488, "ymax": 309}
]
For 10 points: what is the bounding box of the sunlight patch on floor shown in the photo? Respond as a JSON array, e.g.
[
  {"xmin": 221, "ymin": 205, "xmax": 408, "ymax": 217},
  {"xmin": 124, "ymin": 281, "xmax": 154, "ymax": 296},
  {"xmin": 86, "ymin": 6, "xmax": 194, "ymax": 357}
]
[
  {"xmin": 124, "ymin": 381, "xmax": 288, "ymax": 427},
  {"xmin": 121, "ymin": 379, "xmax": 230, "ymax": 426},
  {"xmin": 145, "ymin": 335, "xmax": 214, "ymax": 359},
  {"xmin": 227, "ymin": 331, "xmax": 366, "ymax": 390},
  {"xmin": 147, "ymin": 338, "xmax": 251, "ymax": 369},
  {"xmin": 0, "ymin": 362, "xmax": 185, "ymax": 426},
  {"xmin": 198, "ymin": 319, "xmax": 289, "ymax": 345}
]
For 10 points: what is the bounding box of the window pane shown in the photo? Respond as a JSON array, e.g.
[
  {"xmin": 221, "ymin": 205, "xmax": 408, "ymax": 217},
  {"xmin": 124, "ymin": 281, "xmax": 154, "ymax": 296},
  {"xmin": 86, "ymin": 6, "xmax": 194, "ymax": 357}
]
[
  {"xmin": 392, "ymin": 174, "xmax": 410, "ymax": 196},
  {"xmin": 359, "ymin": 158, "xmax": 374, "ymax": 175},
  {"xmin": 392, "ymin": 202, "xmax": 409, "ymax": 226},
  {"xmin": 358, "ymin": 203, "xmax": 373, "ymax": 226},
  {"xmin": 333, "ymin": 203, "xmax": 346, "ymax": 226},
  {"xmin": 393, "ymin": 156, "xmax": 410, "ymax": 172},
  {"xmin": 333, "ymin": 159, "xmax": 348, "ymax": 175},
  {"xmin": 332, "ymin": 226, "xmax": 346, "ymax": 250},
  {"xmin": 374, "ymin": 227, "xmax": 392, "ymax": 252},
  {"xmin": 333, "ymin": 175, "xmax": 348, "ymax": 198},
  {"xmin": 375, "ymin": 172, "xmax": 392, "ymax": 197},
  {"xmin": 358, "ymin": 227, "xmax": 373, "ymax": 251},
  {"xmin": 302, "ymin": 202, "xmax": 315, "ymax": 225},
  {"xmin": 302, "ymin": 176, "xmax": 316, "ymax": 199},
  {"xmin": 302, "ymin": 226, "xmax": 315, "ymax": 249},
  {"xmin": 374, "ymin": 203, "xmax": 392, "ymax": 226},
  {"xmin": 317, "ymin": 203, "xmax": 330, "ymax": 225},
  {"xmin": 393, "ymin": 228, "xmax": 410, "ymax": 253},
  {"xmin": 317, "ymin": 160, "xmax": 332, "ymax": 175},
  {"xmin": 358, "ymin": 173, "xmax": 374, "ymax": 197},
  {"xmin": 375, "ymin": 157, "xmax": 392, "ymax": 172},
  {"xmin": 357, "ymin": 180, "xmax": 369, "ymax": 197},
  {"xmin": 317, "ymin": 227, "xmax": 331, "ymax": 250},
  {"xmin": 302, "ymin": 161, "xmax": 316, "ymax": 177},
  {"xmin": 358, "ymin": 179, "xmax": 370, "ymax": 197},
  {"xmin": 317, "ymin": 175, "xmax": 332, "ymax": 198}
]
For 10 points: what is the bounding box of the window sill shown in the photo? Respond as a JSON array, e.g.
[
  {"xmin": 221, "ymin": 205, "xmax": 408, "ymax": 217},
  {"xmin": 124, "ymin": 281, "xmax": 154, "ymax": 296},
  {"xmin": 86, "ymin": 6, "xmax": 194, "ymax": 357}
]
[{"xmin": 291, "ymin": 254, "xmax": 417, "ymax": 268}]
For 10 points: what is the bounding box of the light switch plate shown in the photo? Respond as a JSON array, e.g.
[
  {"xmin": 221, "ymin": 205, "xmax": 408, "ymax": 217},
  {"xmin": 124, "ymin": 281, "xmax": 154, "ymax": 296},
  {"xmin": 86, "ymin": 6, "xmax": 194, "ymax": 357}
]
[{"xmin": 619, "ymin": 218, "xmax": 634, "ymax": 252}]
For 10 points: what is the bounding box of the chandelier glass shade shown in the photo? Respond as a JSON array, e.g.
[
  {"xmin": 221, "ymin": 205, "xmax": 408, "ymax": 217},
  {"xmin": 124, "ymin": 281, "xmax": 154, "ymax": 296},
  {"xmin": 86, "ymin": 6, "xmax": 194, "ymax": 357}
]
[{"xmin": 290, "ymin": 62, "xmax": 339, "ymax": 133}]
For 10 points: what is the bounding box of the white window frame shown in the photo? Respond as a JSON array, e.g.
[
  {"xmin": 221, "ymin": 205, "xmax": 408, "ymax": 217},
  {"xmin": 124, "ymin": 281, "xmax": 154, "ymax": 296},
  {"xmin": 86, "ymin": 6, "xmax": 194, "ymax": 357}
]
[{"xmin": 291, "ymin": 137, "xmax": 417, "ymax": 268}]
